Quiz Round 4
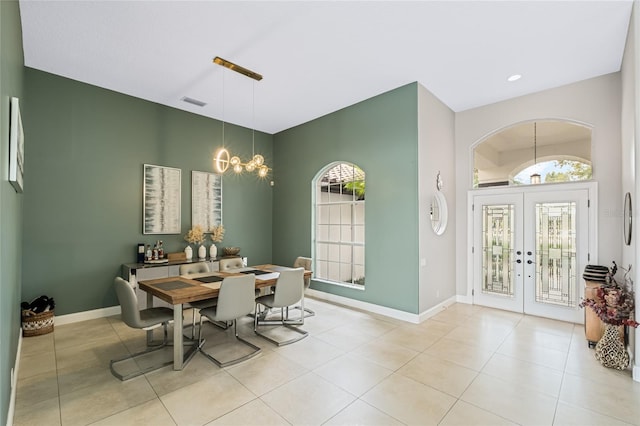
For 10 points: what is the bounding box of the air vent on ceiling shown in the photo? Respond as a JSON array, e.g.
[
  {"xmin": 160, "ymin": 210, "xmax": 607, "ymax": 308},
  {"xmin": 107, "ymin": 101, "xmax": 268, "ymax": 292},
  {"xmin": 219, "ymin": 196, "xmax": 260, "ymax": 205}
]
[{"xmin": 181, "ymin": 96, "xmax": 207, "ymax": 107}]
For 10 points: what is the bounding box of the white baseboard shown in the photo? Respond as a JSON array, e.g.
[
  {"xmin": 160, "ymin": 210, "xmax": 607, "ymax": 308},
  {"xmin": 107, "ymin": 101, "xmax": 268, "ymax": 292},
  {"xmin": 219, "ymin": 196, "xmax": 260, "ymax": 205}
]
[
  {"xmin": 417, "ymin": 296, "xmax": 458, "ymax": 323},
  {"xmin": 7, "ymin": 329, "xmax": 23, "ymax": 426},
  {"xmin": 456, "ymin": 294, "xmax": 473, "ymax": 304},
  {"xmin": 54, "ymin": 306, "xmax": 121, "ymax": 326},
  {"xmin": 306, "ymin": 289, "xmax": 457, "ymax": 324},
  {"xmin": 633, "ymin": 364, "xmax": 640, "ymax": 382}
]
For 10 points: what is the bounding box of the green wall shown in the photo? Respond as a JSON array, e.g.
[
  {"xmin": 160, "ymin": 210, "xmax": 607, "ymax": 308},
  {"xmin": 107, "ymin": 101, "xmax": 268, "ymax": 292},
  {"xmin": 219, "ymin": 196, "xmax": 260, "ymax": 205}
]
[
  {"xmin": 0, "ymin": 1, "xmax": 24, "ymax": 423},
  {"xmin": 22, "ymin": 68, "xmax": 273, "ymax": 316},
  {"xmin": 272, "ymin": 83, "xmax": 420, "ymax": 313}
]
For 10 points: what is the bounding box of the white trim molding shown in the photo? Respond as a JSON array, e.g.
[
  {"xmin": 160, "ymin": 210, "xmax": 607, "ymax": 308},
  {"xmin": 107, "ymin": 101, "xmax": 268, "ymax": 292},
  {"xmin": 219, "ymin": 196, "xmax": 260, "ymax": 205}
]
[
  {"xmin": 7, "ymin": 330, "xmax": 23, "ymax": 426},
  {"xmin": 306, "ymin": 288, "xmax": 456, "ymax": 324},
  {"xmin": 54, "ymin": 306, "xmax": 121, "ymax": 326}
]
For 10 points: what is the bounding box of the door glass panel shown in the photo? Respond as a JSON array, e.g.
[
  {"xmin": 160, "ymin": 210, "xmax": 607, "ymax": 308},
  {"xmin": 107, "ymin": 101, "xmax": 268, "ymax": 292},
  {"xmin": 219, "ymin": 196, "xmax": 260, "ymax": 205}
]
[
  {"xmin": 535, "ymin": 202, "xmax": 577, "ymax": 307},
  {"xmin": 482, "ymin": 204, "xmax": 515, "ymax": 297}
]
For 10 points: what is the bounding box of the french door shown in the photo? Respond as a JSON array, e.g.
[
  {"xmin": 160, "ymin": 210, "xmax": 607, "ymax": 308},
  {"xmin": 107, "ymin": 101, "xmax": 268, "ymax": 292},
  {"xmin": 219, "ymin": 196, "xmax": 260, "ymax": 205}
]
[{"xmin": 471, "ymin": 184, "xmax": 595, "ymax": 323}]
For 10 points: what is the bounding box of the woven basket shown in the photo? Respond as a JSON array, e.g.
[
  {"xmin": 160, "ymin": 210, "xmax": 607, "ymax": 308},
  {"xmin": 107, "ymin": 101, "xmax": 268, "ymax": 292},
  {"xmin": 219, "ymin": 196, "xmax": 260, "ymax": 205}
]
[{"xmin": 21, "ymin": 309, "xmax": 54, "ymax": 337}]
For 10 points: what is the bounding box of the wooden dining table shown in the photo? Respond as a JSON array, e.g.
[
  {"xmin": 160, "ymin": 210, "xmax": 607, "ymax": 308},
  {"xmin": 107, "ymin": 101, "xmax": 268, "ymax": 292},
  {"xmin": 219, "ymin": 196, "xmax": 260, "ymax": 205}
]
[{"xmin": 137, "ymin": 264, "xmax": 310, "ymax": 370}]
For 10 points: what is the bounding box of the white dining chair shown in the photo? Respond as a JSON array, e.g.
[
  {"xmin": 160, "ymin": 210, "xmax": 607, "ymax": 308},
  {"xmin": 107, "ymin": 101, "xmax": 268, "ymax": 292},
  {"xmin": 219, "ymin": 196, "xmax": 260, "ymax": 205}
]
[
  {"xmin": 197, "ymin": 274, "xmax": 262, "ymax": 367},
  {"xmin": 110, "ymin": 277, "xmax": 174, "ymax": 380},
  {"xmin": 254, "ymin": 268, "xmax": 308, "ymax": 346}
]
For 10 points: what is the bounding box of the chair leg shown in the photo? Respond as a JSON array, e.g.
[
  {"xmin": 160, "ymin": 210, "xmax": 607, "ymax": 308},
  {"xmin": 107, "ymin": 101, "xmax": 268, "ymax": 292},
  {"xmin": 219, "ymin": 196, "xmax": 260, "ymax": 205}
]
[
  {"xmin": 110, "ymin": 323, "xmax": 173, "ymax": 381},
  {"xmin": 199, "ymin": 319, "xmax": 261, "ymax": 368},
  {"xmin": 254, "ymin": 303, "xmax": 308, "ymax": 346}
]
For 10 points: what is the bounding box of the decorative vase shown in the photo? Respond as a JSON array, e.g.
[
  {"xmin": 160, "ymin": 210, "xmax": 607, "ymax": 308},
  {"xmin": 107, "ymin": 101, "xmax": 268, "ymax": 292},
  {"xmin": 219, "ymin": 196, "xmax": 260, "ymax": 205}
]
[
  {"xmin": 209, "ymin": 244, "xmax": 218, "ymax": 259},
  {"xmin": 595, "ymin": 323, "xmax": 629, "ymax": 370},
  {"xmin": 198, "ymin": 244, "xmax": 206, "ymax": 260},
  {"xmin": 184, "ymin": 245, "xmax": 193, "ymax": 261}
]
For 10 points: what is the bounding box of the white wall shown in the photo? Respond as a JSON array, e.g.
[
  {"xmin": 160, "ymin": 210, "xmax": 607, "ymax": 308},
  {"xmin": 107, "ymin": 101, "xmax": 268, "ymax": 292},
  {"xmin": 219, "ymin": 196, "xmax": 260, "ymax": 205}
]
[
  {"xmin": 621, "ymin": 1, "xmax": 639, "ymax": 380},
  {"xmin": 417, "ymin": 84, "xmax": 456, "ymax": 313},
  {"xmin": 455, "ymin": 73, "xmax": 623, "ymax": 297}
]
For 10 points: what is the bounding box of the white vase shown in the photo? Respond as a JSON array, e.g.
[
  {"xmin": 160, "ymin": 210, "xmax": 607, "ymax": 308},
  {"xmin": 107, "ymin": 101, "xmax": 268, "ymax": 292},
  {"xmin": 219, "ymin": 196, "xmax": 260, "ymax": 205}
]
[
  {"xmin": 209, "ymin": 244, "xmax": 218, "ymax": 259},
  {"xmin": 198, "ymin": 244, "xmax": 206, "ymax": 260},
  {"xmin": 184, "ymin": 245, "xmax": 193, "ymax": 261}
]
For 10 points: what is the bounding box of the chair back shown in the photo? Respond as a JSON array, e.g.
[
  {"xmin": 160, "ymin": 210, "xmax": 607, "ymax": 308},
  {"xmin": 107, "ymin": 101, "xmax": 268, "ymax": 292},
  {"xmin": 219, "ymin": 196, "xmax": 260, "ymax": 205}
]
[
  {"xmin": 293, "ymin": 257, "xmax": 311, "ymax": 270},
  {"xmin": 219, "ymin": 257, "xmax": 244, "ymax": 271},
  {"xmin": 273, "ymin": 268, "xmax": 305, "ymax": 308},
  {"xmin": 215, "ymin": 274, "xmax": 256, "ymax": 321},
  {"xmin": 180, "ymin": 262, "xmax": 210, "ymax": 275},
  {"xmin": 114, "ymin": 277, "xmax": 143, "ymax": 329},
  {"xmin": 293, "ymin": 257, "xmax": 312, "ymax": 289}
]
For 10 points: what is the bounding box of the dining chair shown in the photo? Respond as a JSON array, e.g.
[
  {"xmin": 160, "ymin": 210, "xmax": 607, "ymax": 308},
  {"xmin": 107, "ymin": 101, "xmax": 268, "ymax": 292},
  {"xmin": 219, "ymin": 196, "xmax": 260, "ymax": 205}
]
[
  {"xmin": 218, "ymin": 257, "xmax": 244, "ymax": 271},
  {"xmin": 292, "ymin": 256, "xmax": 314, "ymax": 318},
  {"xmin": 197, "ymin": 274, "xmax": 262, "ymax": 367},
  {"xmin": 218, "ymin": 257, "xmax": 262, "ymax": 298},
  {"xmin": 254, "ymin": 268, "xmax": 308, "ymax": 346},
  {"xmin": 110, "ymin": 277, "xmax": 174, "ymax": 381},
  {"xmin": 179, "ymin": 262, "xmax": 225, "ymax": 336}
]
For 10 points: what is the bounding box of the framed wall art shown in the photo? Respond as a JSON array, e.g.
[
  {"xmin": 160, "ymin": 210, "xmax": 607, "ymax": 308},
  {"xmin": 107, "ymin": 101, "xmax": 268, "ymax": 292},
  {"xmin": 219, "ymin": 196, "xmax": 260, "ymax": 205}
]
[
  {"xmin": 143, "ymin": 164, "xmax": 181, "ymax": 234},
  {"xmin": 191, "ymin": 170, "xmax": 222, "ymax": 231},
  {"xmin": 8, "ymin": 97, "xmax": 24, "ymax": 193}
]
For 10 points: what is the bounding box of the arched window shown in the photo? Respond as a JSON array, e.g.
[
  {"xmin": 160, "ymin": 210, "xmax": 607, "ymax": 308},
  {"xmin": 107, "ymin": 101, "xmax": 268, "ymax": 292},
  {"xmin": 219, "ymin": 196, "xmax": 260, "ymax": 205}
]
[
  {"xmin": 473, "ymin": 120, "xmax": 592, "ymax": 187},
  {"xmin": 313, "ymin": 162, "xmax": 365, "ymax": 288}
]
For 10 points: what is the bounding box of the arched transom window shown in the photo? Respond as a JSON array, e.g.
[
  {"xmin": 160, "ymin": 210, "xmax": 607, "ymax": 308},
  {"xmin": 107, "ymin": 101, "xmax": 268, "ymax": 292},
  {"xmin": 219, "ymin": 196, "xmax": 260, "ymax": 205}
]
[
  {"xmin": 313, "ymin": 162, "xmax": 365, "ymax": 288},
  {"xmin": 473, "ymin": 120, "xmax": 592, "ymax": 187}
]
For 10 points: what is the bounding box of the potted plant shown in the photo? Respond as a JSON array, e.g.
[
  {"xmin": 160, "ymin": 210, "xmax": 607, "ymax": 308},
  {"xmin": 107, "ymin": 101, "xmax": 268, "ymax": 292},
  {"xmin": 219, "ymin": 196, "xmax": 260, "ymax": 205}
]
[{"xmin": 580, "ymin": 262, "xmax": 638, "ymax": 369}]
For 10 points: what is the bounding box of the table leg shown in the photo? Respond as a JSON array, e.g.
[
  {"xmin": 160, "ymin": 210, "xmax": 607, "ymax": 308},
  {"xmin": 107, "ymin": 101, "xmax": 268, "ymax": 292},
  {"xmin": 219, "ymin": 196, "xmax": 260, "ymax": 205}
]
[
  {"xmin": 174, "ymin": 303, "xmax": 183, "ymax": 370},
  {"xmin": 146, "ymin": 292, "xmax": 154, "ymax": 345}
]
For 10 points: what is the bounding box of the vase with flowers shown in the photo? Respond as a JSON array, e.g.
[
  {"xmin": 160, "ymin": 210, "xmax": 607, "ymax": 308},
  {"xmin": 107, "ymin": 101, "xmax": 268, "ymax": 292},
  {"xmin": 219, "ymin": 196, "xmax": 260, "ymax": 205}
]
[
  {"xmin": 209, "ymin": 224, "xmax": 225, "ymax": 259},
  {"xmin": 580, "ymin": 262, "xmax": 638, "ymax": 370},
  {"xmin": 184, "ymin": 225, "xmax": 205, "ymax": 260}
]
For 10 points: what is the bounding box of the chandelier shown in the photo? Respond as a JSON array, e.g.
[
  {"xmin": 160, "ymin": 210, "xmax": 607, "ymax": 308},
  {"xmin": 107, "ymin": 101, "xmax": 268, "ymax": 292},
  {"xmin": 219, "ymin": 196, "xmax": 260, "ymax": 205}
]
[
  {"xmin": 212, "ymin": 56, "xmax": 270, "ymax": 178},
  {"xmin": 530, "ymin": 122, "xmax": 541, "ymax": 184}
]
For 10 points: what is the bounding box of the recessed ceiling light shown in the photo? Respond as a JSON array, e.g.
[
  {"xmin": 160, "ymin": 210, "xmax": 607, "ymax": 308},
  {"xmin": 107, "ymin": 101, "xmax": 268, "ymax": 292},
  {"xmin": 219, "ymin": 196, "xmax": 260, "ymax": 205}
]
[{"xmin": 507, "ymin": 74, "xmax": 522, "ymax": 82}]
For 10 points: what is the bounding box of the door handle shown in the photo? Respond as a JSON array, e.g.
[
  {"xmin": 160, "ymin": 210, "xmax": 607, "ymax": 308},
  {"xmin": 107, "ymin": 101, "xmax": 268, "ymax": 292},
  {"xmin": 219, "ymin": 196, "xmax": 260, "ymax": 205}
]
[
  {"xmin": 527, "ymin": 260, "xmax": 533, "ymax": 264},
  {"xmin": 516, "ymin": 259, "xmax": 522, "ymax": 264},
  {"xmin": 527, "ymin": 251, "xmax": 532, "ymax": 256}
]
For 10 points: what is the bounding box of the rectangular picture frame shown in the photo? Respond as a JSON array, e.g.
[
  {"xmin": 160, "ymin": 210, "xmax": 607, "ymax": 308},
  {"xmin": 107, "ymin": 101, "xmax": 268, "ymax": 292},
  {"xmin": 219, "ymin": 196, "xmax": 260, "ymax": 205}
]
[
  {"xmin": 9, "ymin": 97, "xmax": 24, "ymax": 193},
  {"xmin": 191, "ymin": 170, "xmax": 222, "ymax": 231},
  {"xmin": 143, "ymin": 164, "xmax": 181, "ymax": 234}
]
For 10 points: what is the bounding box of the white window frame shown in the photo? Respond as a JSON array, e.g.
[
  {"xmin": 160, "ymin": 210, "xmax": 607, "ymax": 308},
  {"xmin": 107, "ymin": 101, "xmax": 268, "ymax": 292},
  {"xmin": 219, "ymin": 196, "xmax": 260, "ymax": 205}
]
[{"xmin": 312, "ymin": 161, "xmax": 365, "ymax": 289}]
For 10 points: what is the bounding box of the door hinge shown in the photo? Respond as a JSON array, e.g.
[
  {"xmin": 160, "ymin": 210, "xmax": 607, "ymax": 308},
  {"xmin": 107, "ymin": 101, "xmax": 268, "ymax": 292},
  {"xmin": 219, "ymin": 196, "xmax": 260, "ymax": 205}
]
[
  {"xmin": 588, "ymin": 253, "xmax": 591, "ymax": 262},
  {"xmin": 587, "ymin": 199, "xmax": 590, "ymax": 208},
  {"xmin": 472, "ymin": 289, "xmax": 475, "ymax": 296},
  {"xmin": 472, "ymin": 203, "xmax": 475, "ymax": 212},
  {"xmin": 472, "ymin": 246, "xmax": 474, "ymax": 254}
]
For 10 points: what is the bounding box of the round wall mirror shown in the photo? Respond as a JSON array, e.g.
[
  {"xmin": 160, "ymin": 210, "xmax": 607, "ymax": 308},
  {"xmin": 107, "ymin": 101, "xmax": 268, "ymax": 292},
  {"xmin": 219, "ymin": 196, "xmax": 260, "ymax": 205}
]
[
  {"xmin": 624, "ymin": 192, "xmax": 632, "ymax": 246},
  {"xmin": 430, "ymin": 191, "xmax": 448, "ymax": 235}
]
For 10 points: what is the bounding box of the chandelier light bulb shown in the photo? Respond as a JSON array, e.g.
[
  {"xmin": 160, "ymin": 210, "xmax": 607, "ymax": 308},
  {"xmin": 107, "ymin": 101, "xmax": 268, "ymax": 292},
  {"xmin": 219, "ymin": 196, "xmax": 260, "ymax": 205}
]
[
  {"xmin": 233, "ymin": 163, "xmax": 243, "ymax": 173},
  {"xmin": 245, "ymin": 160, "xmax": 256, "ymax": 172},
  {"xmin": 230, "ymin": 156, "xmax": 241, "ymax": 166},
  {"xmin": 258, "ymin": 165, "xmax": 268, "ymax": 178},
  {"xmin": 253, "ymin": 154, "xmax": 264, "ymax": 166}
]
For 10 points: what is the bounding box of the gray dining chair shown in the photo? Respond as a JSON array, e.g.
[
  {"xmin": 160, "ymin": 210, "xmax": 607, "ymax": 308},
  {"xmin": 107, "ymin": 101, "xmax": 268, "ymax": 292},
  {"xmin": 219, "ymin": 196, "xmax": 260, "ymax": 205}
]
[
  {"xmin": 197, "ymin": 274, "xmax": 262, "ymax": 367},
  {"xmin": 292, "ymin": 256, "xmax": 314, "ymax": 318},
  {"xmin": 219, "ymin": 257, "xmax": 244, "ymax": 271},
  {"xmin": 254, "ymin": 268, "xmax": 308, "ymax": 346},
  {"xmin": 218, "ymin": 257, "xmax": 262, "ymax": 298},
  {"xmin": 180, "ymin": 262, "xmax": 225, "ymax": 336},
  {"xmin": 110, "ymin": 277, "xmax": 174, "ymax": 381}
]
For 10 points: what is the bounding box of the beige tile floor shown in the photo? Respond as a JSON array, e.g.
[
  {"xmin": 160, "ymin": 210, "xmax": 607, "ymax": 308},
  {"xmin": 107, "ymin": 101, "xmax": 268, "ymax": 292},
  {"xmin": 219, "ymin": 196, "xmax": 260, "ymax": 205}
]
[{"xmin": 13, "ymin": 299, "xmax": 640, "ymax": 426}]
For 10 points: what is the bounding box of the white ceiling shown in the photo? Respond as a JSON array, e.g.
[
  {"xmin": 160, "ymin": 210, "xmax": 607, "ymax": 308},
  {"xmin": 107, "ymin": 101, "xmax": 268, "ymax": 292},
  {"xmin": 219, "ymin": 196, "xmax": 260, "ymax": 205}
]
[{"xmin": 19, "ymin": 0, "xmax": 633, "ymax": 135}]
